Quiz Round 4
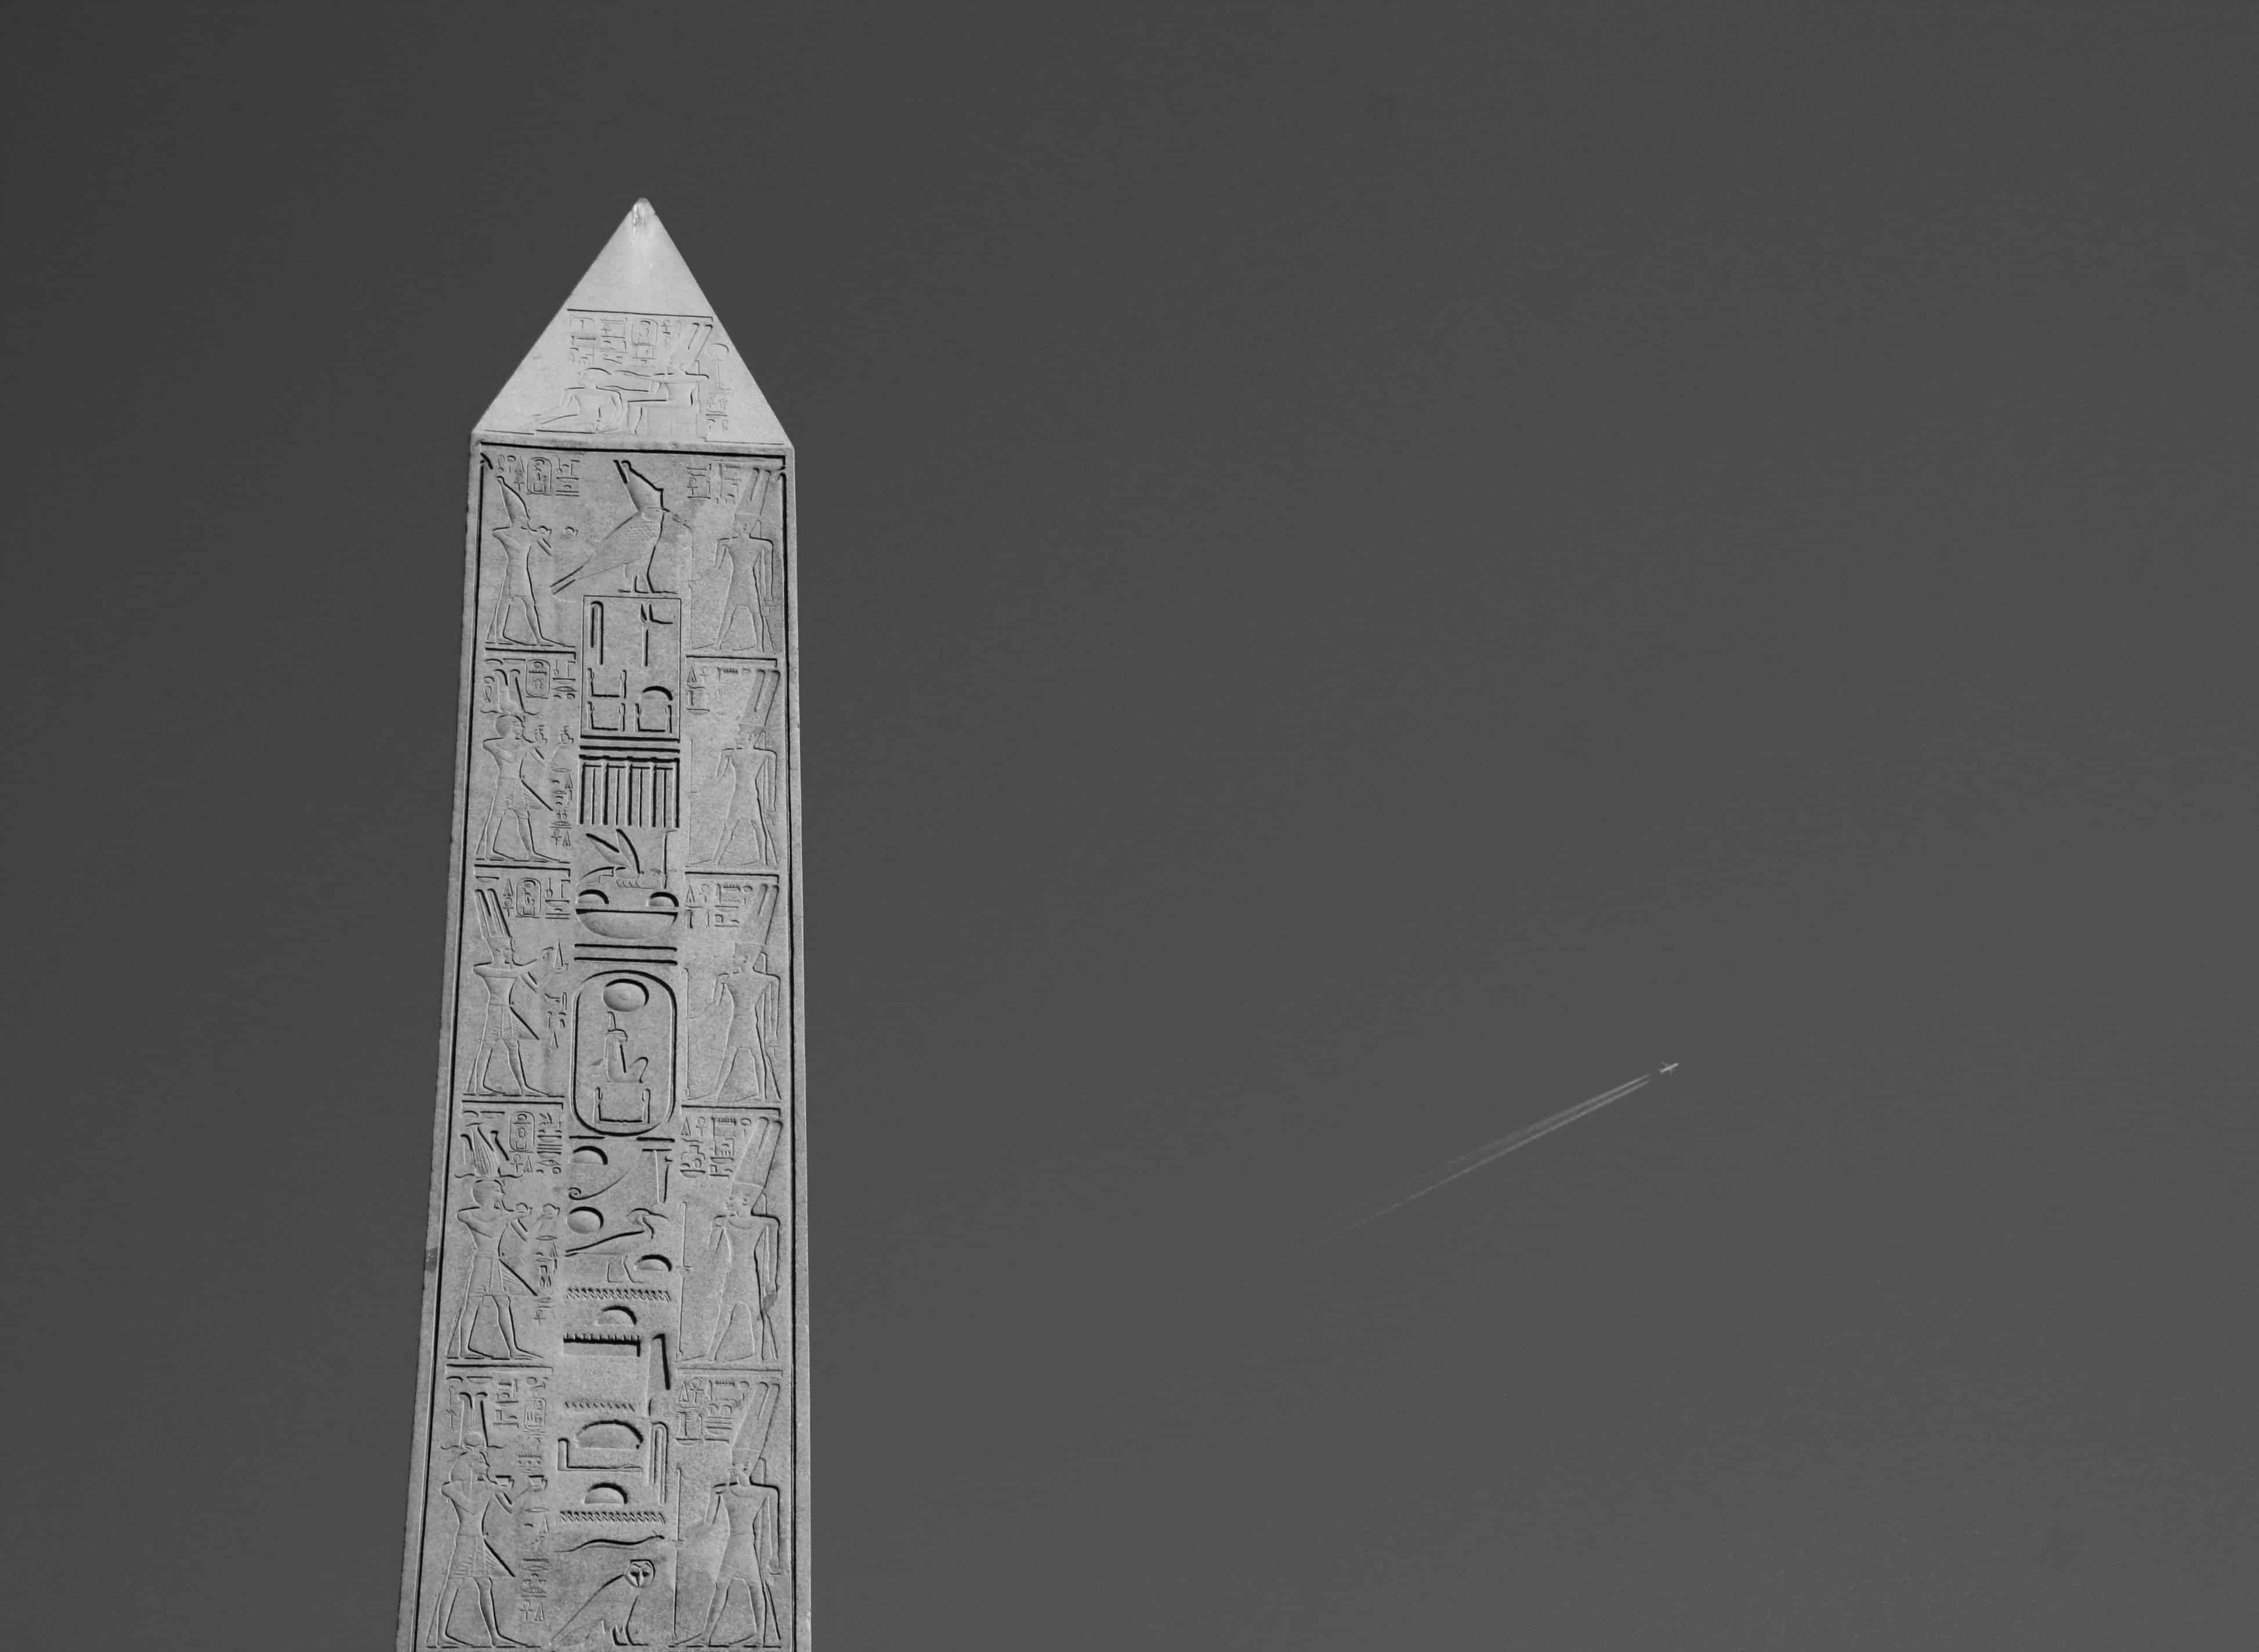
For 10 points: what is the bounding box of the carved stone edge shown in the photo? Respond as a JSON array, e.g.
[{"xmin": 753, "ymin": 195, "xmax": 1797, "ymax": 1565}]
[
  {"xmin": 779, "ymin": 445, "xmax": 810, "ymax": 1651},
  {"xmin": 394, "ymin": 445, "xmax": 491, "ymax": 1652},
  {"xmin": 464, "ymin": 431, "xmax": 794, "ymax": 458}
]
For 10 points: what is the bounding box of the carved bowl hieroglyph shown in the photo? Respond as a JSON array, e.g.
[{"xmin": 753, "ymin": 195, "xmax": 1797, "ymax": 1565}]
[{"xmin": 575, "ymin": 893, "xmax": 680, "ymax": 940}]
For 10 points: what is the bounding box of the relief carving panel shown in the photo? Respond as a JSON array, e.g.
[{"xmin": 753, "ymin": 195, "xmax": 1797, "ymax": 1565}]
[{"xmin": 410, "ymin": 440, "xmax": 799, "ymax": 1650}]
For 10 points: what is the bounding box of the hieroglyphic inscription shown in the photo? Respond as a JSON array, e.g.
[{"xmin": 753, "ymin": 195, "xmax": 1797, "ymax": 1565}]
[
  {"xmin": 410, "ymin": 443, "xmax": 797, "ymax": 1649},
  {"xmin": 531, "ymin": 313, "xmax": 737, "ymax": 443}
]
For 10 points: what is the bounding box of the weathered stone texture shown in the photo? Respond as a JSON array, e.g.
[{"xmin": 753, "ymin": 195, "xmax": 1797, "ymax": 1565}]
[{"xmin": 400, "ymin": 202, "xmax": 805, "ymax": 1652}]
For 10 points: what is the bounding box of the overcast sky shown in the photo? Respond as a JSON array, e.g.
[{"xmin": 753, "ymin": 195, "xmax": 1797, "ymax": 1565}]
[{"xmin": 9, "ymin": 4, "xmax": 2259, "ymax": 1646}]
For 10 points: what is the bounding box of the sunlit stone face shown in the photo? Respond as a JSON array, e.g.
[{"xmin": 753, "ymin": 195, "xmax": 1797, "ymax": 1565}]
[{"xmin": 401, "ymin": 201, "xmax": 805, "ymax": 1652}]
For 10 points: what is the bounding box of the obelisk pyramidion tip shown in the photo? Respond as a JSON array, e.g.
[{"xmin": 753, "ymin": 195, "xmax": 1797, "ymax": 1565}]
[{"xmin": 474, "ymin": 198, "xmax": 788, "ymax": 449}]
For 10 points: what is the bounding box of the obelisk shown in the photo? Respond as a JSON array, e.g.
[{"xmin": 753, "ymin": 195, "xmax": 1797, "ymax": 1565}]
[{"xmin": 399, "ymin": 201, "xmax": 806, "ymax": 1651}]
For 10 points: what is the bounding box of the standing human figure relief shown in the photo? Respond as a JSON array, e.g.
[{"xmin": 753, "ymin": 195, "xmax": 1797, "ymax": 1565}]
[
  {"xmin": 683, "ymin": 1113, "xmax": 781, "ymax": 1366},
  {"xmin": 687, "ymin": 1190, "xmax": 782, "ymax": 1367},
  {"xmin": 677, "ymin": 1458, "xmax": 785, "ymax": 1647},
  {"xmin": 447, "ymin": 1180, "xmax": 539, "ymax": 1362},
  {"xmin": 692, "ymin": 668, "xmax": 781, "ymax": 871},
  {"xmin": 485, "ymin": 462, "xmax": 559, "ymax": 647},
  {"xmin": 679, "ymin": 459, "xmax": 752, "ymax": 606},
  {"xmin": 426, "ymin": 1450, "xmax": 530, "ymax": 1649},
  {"xmin": 479, "ymin": 713, "xmax": 568, "ymax": 865},
  {"xmin": 468, "ymin": 896, "xmax": 560, "ymax": 1097},
  {"xmin": 692, "ymin": 936, "xmax": 785, "ymax": 1106},
  {"xmin": 696, "ymin": 460, "xmax": 783, "ymax": 652}
]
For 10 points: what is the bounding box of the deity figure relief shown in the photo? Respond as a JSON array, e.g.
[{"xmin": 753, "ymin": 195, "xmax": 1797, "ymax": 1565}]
[
  {"xmin": 480, "ymin": 713, "xmax": 567, "ymax": 864},
  {"xmin": 683, "ymin": 1114, "xmax": 781, "ymax": 1366},
  {"xmin": 693, "ymin": 944, "xmax": 784, "ymax": 1106},
  {"xmin": 468, "ymin": 899, "xmax": 564, "ymax": 1098},
  {"xmin": 692, "ymin": 666, "xmax": 780, "ymax": 872},
  {"xmin": 467, "ymin": 945, "xmax": 541, "ymax": 1097},
  {"xmin": 687, "ymin": 1189, "xmax": 782, "ymax": 1366},
  {"xmin": 447, "ymin": 1180, "xmax": 539, "ymax": 1361},
  {"xmin": 696, "ymin": 461, "xmax": 783, "ymax": 653},
  {"xmin": 700, "ymin": 532, "xmax": 777, "ymax": 653},
  {"xmin": 679, "ymin": 1460, "xmax": 785, "ymax": 1647},
  {"xmin": 487, "ymin": 468, "xmax": 559, "ymax": 647},
  {"xmin": 697, "ymin": 742, "xmax": 777, "ymax": 870},
  {"xmin": 426, "ymin": 1451, "xmax": 530, "ymax": 1647}
]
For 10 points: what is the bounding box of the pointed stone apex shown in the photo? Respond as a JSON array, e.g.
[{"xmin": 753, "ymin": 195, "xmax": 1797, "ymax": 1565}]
[{"xmin": 475, "ymin": 199, "xmax": 789, "ymax": 449}]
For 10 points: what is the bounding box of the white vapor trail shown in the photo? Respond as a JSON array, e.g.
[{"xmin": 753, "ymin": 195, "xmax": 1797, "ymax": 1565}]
[{"xmin": 1304, "ymin": 1064, "xmax": 1678, "ymax": 1255}]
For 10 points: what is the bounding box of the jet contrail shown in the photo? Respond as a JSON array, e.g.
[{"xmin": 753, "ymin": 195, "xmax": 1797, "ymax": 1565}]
[{"xmin": 1301, "ymin": 1063, "xmax": 1679, "ymax": 1256}]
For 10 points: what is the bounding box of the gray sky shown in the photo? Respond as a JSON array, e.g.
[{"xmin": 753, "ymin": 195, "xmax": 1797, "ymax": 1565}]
[{"xmin": 8, "ymin": 4, "xmax": 2259, "ymax": 1646}]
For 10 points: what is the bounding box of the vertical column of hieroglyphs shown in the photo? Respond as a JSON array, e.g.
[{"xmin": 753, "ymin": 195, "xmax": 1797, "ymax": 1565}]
[{"xmin": 413, "ymin": 420, "xmax": 795, "ymax": 1647}]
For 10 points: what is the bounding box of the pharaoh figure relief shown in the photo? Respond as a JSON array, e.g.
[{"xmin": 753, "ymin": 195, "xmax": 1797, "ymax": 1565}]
[{"xmin": 404, "ymin": 202, "xmax": 804, "ymax": 1652}]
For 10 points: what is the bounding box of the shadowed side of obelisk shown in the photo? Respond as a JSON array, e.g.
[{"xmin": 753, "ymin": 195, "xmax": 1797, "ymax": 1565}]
[{"xmin": 399, "ymin": 201, "xmax": 805, "ymax": 1652}]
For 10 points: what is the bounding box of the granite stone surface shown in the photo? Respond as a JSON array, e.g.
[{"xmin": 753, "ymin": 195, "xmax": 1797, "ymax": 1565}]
[{"xmin": 399, "ymin": 201, "xmax": 805, "ymax": 1651}]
